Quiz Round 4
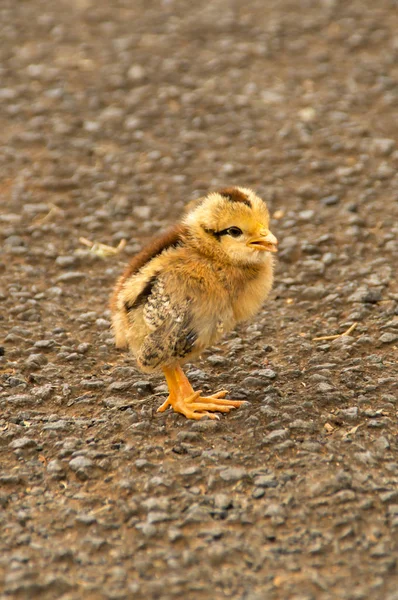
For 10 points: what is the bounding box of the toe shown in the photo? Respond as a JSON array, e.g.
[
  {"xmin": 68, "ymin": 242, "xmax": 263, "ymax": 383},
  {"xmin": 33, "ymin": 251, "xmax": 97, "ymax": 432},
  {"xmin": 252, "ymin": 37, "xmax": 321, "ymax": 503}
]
[
  {"xmin": 196, "ymin": 397, "xmax": 245, "ymax": 408},
  {"xmin": 189, "ymin": 402, "xmax": 235, "ymax": 413},
  {"xmin": 156, "ymin": 397, "xmax": 171, "ymax": 412},
  {"xmin": 176, "ymin": 405, "xmax": 219, "ymax": 420},
  {"xmin": 212, "ymin": 390, "xmax": 228, "ymax": 399}
]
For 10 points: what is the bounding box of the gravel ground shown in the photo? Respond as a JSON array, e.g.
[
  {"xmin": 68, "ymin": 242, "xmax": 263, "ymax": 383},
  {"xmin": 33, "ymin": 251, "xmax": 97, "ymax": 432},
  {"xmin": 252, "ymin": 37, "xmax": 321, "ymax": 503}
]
[{"xmin": 1, "ymin": 0, "xmax": 398, "ymax": 599}]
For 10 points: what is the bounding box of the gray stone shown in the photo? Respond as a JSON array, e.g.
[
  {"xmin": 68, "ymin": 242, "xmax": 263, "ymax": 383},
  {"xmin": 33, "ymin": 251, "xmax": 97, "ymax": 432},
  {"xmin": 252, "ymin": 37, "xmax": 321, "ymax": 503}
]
[
  {"xmin": 369, "ymin": 138, "xmax": 395, "ymax": 156},
  {"xmin": 214, "ymin": 494, "xmax": 233, "ymax": 510},
  {"xmin": 69, "ymin": 456, "xmax": 94, "ymax": 471},
  {"xmin": 9, "ymin": 437, "xmax": 37, "ymax": 450},
  {"xmin": 179, "ymin": 466, "xmax": 201, "ymax": 477},
  {"xmin": 46, "ymin": 459, "xmax": 66, "ymax": 478},
  {"xmin": 253, "ymin": 475, "xmax": 278, "ymax": 488},
  {"xmin": 262, "ymin": 429, "xmax": 289, "ymax": 444},
  {"xmin": 183, "ymin": 504, "xmax": 212, "ymax": 523},
  {"xmin": 75, "ymin": 513, "xmax": 97, "ymax": 525},
  {"xmin": 25, "ymin": 353, "xmax": 48, "ymax": 369},
  {"xmin": 338, "ymin": 407, "xmax": 359, "ymax": 420},
  {"xmin": 6, "ymin": 394, "xmax": 35, "ymax": 406},
  {"xmin": 219, "ymin": 467, "xmax": 247, "ymax": 482},
  {"xmin": 55, "ymin": 255, "xmax": 78, "ymax": 268},
  {"xmin": 379, "ymin": 333, "xmax": 398, "ymax": 344},
  {"xmin": 289, "ymin": 419, "xmax": 315, "ymax": 431},
  {"xmin": 43, "ymin": 420, "xmax": 69, "ymax": 431},
  {"xmin": 320, "ymin": 194, "xmax": 340, "ymax": 206},
  {"xmin": 257, "ymin": 369, "xmax": 277, "ymax": 379},
  {"xmin": 147, "ymin": 511, "xmax": 170, "ymax": 524}
]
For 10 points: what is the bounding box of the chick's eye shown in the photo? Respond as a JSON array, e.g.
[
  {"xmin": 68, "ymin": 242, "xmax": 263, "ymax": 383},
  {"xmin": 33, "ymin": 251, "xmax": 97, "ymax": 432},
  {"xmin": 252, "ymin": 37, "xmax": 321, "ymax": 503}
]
[{"xmin": 226, "ymin": 226, "xmax": 243, "ymax": 238}]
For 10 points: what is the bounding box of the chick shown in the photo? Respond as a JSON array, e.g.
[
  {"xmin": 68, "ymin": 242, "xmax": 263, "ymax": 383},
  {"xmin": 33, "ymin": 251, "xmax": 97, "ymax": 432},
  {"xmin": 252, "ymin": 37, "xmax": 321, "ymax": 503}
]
[{"xmin": 110, "ymin": 187, "xmax": 278, "ymax": 420}]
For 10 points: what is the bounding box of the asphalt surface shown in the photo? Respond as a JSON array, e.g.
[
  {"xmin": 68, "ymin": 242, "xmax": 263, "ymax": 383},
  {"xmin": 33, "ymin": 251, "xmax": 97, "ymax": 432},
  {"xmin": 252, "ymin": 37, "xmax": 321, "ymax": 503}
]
[{"xmin": 0, "ymin": 1, "xmax": 398, "ymax": 599}]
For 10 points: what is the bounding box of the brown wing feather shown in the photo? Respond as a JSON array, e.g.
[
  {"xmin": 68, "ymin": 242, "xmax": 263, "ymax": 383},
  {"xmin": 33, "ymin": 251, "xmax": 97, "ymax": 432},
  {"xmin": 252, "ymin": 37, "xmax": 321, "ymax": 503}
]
[{"xmin": 110, "ymin": 224, "xmax": 187, "ymax": 311}]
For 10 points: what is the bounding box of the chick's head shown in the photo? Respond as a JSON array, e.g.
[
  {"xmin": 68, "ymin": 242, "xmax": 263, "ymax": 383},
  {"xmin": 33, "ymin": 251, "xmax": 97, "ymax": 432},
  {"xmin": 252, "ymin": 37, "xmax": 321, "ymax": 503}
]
[{"xmin": 184, "ymin": 187, "xmax": 278, "ymax": 265}]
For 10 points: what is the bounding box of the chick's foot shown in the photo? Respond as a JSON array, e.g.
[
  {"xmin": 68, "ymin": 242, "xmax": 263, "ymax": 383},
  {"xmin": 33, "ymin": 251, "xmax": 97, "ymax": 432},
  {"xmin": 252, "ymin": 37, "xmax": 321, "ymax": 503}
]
[
  {"xmin": 157, "ymin": 390, "xmax": 245, "ymax": 420},
  {"xmin": 159, "ymin": 365, "xmax": 246, "ymax": 420}
]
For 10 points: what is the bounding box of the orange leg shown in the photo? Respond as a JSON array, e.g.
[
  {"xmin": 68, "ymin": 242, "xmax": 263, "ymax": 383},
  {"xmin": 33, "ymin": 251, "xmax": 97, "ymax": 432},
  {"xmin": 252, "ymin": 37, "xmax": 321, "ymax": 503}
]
[{"xmin": 157, "ymin": 364, "xmax": 246, "ymax": 420}]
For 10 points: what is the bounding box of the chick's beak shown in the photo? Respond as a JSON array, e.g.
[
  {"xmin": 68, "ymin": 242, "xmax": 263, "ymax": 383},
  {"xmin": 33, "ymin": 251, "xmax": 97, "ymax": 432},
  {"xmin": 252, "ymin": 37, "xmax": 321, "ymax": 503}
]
[{"xmin": 246, "ymin": 228, "xmax": 278, "ymax": 253}]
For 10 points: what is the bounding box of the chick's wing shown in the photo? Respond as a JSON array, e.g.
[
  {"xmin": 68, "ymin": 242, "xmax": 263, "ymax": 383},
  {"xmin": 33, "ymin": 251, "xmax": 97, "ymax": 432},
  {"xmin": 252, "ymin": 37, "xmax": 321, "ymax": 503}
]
[{"xmin": 137, "ymin": 274, "xmax": 198, "ymax": 370}]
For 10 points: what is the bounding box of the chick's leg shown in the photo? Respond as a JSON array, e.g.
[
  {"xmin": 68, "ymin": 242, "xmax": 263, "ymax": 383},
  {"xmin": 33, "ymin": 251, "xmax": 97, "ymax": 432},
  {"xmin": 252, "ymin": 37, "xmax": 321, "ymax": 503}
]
[{"xmin": 157, "ymin": 365, "xmax": 245, "ymax": 420}]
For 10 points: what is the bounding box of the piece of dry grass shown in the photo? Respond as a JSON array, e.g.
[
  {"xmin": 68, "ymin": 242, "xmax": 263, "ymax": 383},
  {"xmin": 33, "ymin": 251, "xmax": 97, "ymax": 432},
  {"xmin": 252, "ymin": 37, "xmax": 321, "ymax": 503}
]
[
  {"xmin": 79, "ymin": 237, "xmax": 126, "ymax": 258},
  {"xmin": 33, "ymin": 203, "xmax": 63, "ymax": 225},
  {"xmin": 313, "ymin": 322, "xmax": 358, "ymax": 342},
  {"xmin": 342, "ymin": 423, "xmax": 364, "ymax": 437}
]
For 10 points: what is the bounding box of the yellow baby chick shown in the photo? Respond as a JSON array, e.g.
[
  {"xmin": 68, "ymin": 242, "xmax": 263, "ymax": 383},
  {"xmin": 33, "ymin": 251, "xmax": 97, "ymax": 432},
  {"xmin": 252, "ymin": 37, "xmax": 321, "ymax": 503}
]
[{"xmin": 110, "ymin": 187, "xmax": 278, "ymax": 420}]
